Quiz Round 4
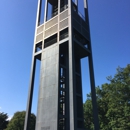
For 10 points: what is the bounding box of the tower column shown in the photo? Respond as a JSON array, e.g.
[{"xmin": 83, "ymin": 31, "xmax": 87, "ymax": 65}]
[
  {"xmin": 68, "ymin": 1, "xmax": 75, "ymax": 130},
  {"xmin": 84, "ymin": 0, "xmax": 100, "ymax": 130},
  {"xmin": 24, "ymin": 57, "xmax": 36, "ymax": 130},
  {"xmin": 44, "ymin": 0, "xmax": 48, "ymax": 23}
]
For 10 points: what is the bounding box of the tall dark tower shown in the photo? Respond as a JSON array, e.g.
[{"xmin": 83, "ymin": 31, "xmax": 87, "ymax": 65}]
[{"xmin": 24, "ymin": 0, "xmax": 99, "ymax": 130}]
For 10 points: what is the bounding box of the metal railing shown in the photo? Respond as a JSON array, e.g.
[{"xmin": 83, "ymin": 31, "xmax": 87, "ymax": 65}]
[
  {"xmin": 78, "ymin": 11, "xmax": 85, "ymax": 21},
  {"xmin": 60, "ymin": 5, "xmax": 68, "ymax": 12},
  {"xmin": 73, "ymin": 8, "xmax": 86, "ymax": 21},
  {"xmin": 46, "ymin": 5, "xmax": 68, "ymax": 21},
  {"xmin": 46, "ymin": 11, "xmax": 58, "ymax": 21},
  {"xmin": 60, "ymin": 33, "xmax": 68, "ymax": 41},
  {"xmin": 44, "ymin": 38, "xmax": 57, "ymax": 48},
  {"xmin": 74, "ymin": 35, "xmax": 88, "ymax": 48},
  {"xmin": 35, "ymin": 45, "xmax": 42, "ymax": 52}
]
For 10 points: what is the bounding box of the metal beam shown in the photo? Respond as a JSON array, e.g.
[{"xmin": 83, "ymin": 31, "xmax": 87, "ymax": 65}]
[{"xmin": 24, "ymin": 57, "xmax": 36, "ymax": 130}]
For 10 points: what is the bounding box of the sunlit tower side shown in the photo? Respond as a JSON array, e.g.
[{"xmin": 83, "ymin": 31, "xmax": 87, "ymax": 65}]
[{"xmin": 24, "ymin": 0, "xmax": 99, "ymax": 130}]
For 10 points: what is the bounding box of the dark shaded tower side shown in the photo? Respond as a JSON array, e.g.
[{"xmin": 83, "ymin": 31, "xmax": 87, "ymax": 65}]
[{"xmin": 24, "ymin": 0, "xmax": 99, "ymax": 130}]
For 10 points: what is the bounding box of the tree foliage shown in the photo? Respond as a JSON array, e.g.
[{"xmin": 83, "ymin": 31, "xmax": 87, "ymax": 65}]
[
  {"xmin": 0, "ymin": 112, "xmax": 8, "ymax": 130},
  {"xmin": 84, "ymin": 64, "xmax": 130, "ymax": 130},
  {"xmin": 5, "ymin": 111, "xmax": 36, "ymax": 130}
]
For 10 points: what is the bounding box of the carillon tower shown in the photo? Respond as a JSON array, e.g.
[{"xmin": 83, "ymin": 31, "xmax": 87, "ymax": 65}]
[{"xmin": 24, "ymin": 0, "xmax": 99, "ymax": 130}]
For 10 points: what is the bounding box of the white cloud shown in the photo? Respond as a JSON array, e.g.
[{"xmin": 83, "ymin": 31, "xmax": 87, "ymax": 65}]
[
  {"xmin": 0, "ymin": 107, "xmax": 12, "ymax": 120},
  {"xmin": 8, "ymin": 115, "xmax": 13, "ymax": 121}
]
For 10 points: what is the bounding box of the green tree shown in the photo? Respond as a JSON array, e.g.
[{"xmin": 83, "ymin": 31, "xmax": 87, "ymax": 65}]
[
  {"xmin": 84, "ymin": 64, "xmax": 130, "ymax": 130},
  {"xmin": 6, "ymin": 111, "xmax": 36, "ymax": 130},
  {"xmin": 0, "ymin": 112, "xmax": 8, "ymax": 130}
]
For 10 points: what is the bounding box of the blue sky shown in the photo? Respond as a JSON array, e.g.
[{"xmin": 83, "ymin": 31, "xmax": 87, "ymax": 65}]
[{"xmin": 0, "ymin": 0, "xmax": 130, "ymax": 119}]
